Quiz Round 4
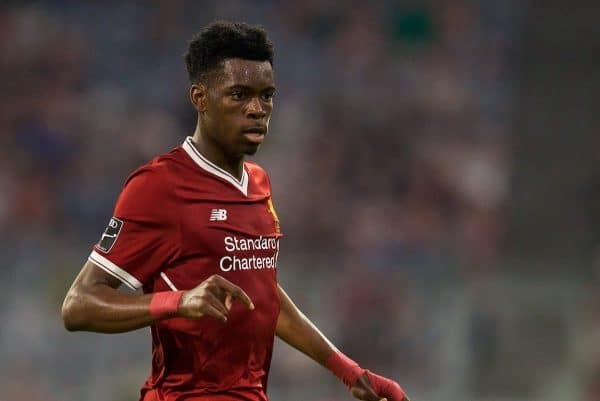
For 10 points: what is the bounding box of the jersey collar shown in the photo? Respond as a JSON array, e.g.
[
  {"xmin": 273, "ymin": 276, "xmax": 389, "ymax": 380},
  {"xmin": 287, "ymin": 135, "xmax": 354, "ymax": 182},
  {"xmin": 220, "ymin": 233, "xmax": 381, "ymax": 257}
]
[{"xmin": 182, "ymin": 136, "xmax": 249, "ymax": 196}]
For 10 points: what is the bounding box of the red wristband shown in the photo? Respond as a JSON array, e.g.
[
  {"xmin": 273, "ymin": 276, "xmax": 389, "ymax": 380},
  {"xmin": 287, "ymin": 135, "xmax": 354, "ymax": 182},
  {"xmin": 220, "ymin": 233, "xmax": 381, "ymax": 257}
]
[
  {"xmin": 149, "ymin": 291, "xmax": 184, "ymax": 319},
  {"xmin": 325, "ymin": 351, "xmax": 365, "ymax": 389}
]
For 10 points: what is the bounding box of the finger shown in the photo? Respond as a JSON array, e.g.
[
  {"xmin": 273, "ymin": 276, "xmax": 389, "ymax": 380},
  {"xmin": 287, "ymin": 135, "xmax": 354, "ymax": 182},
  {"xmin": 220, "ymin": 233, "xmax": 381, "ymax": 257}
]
[
  {"xmin": 364, "ymin": 371, "xmax": 406, "ymax": 401},
  {"xmin": 357, "ymin": 374, "xmax": 387, "ymax": 401},
  {"xmin": 351, "ymin": 386, "xmax": 368, "ymax": 400},
  {"xmin": 351, "ymin": 386, "xmax": 381, "ymax": 401},
  {"xmin": 201, "ymin": 303, "xmax": 228, "ymax": 323},
  {"xmin": 213, "ymin": 276, "xmax": 255, "ymax": 310},
  {"xmin": 225, "ymin": 294, "xmax": 233, "ymax": 311},
  {"xmin": 202, "ymin": 291, "xmax": 230, "ymax": 317},
  {"xmin": 351, "ymin": 376, "xmax": 382, "ymax": 401}
]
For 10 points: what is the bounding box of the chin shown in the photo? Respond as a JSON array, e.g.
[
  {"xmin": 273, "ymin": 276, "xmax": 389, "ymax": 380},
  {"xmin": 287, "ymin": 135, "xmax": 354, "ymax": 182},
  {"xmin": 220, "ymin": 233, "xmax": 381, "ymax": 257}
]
[{"xmin": 243, "ymin": 145, "xmax": 261, "ymax": 156}]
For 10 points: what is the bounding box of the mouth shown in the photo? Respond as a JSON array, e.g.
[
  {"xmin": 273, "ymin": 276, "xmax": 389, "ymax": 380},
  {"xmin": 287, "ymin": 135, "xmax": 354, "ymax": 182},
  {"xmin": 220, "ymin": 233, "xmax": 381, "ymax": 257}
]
[{"xmin": 242, "ymin": 126, "xmax": 267, "ymax": 144}]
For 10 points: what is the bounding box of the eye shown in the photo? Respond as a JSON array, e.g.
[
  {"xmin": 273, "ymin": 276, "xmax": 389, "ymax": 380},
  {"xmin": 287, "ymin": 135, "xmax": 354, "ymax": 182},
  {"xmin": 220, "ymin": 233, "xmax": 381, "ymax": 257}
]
[
  {"xmin": 261, "ymin": 92, "xmax": 275, "ymax": 101},
  {"xmin": 231, "ymin": 90, "xmax": 244, "ymax": 100}
]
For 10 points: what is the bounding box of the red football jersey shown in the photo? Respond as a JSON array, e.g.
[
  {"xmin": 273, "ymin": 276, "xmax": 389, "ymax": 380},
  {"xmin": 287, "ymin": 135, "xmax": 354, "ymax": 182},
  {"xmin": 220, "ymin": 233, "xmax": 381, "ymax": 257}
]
[{"xmin": 88, "ymin": 137, "xmax": 283, "ymax": 401}]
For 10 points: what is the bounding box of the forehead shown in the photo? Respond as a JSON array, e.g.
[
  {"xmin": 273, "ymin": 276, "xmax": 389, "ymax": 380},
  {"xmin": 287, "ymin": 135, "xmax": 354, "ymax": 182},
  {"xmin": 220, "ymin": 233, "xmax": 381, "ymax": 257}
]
[{"xmin": 213, "ymin": 59, "xmax": 274, "ymax": 89}]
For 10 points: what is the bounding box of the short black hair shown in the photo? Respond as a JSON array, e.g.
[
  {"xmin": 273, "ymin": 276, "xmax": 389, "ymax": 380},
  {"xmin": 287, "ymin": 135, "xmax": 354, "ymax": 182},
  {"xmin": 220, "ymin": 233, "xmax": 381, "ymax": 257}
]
[{"xmin": 185, "ymin": 21, "xmax": 274, "ymax": 84}]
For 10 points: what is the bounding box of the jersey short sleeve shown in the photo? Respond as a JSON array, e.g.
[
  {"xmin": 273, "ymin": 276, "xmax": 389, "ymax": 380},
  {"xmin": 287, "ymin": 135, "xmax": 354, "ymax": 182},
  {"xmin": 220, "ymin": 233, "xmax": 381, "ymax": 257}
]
[{"xmin": 88, "ymin": 165, "xmax": 179, "ymax": 290}]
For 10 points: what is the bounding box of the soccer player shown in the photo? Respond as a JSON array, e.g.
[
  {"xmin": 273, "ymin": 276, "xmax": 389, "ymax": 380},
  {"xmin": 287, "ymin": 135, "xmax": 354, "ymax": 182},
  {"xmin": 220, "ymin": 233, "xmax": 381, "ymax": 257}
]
[{"xmin": 61, "ymin": 21, "xmax": 409, "ymax": 401}]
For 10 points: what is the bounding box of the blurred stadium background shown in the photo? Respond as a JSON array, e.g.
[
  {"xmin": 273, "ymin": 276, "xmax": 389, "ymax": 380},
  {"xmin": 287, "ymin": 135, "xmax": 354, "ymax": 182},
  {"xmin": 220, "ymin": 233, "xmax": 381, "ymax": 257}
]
[{"xmin": 1, "ymin": 1, "xmax": 599, "ymax": 400}]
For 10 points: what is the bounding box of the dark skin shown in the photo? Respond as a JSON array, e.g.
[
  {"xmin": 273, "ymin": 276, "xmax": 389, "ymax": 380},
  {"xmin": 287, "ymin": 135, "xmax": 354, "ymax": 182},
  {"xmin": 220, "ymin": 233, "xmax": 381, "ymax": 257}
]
[
  {"xmin": 189, "ymin": 58, "xmax": 274, "ymax": 179},
  {"xmin": 62, "ymin": 58, "xmax": 402, "ymax": 401}
]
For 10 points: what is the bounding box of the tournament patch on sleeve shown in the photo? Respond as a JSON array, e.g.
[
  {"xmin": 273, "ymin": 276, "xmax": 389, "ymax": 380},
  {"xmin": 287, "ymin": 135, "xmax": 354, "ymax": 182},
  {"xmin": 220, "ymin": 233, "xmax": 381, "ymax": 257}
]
[{"xmin": 97, "ymin": 217, "xmax": 123, "ymax": 253}]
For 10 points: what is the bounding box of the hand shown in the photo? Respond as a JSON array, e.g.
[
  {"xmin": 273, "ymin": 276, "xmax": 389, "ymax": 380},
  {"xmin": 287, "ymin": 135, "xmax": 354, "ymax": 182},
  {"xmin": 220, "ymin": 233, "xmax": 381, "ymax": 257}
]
[
  {"xmin": 350, "ymin": 370, "xmax": 409, "ymax": 401},
  {"xmin": 178, "ymin": 274, "xmax": 254, "ymax": 322}
]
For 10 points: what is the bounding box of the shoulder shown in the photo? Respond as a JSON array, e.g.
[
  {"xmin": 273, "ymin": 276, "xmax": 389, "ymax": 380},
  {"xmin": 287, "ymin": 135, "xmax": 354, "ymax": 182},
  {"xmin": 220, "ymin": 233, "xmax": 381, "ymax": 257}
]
[
  {"xmin": 122, "ymin": 160, "xmax": 168, "ymax": 195},
  {"xmin": 244, "ymin": 160, "xmax": 269, "ymax": 180},
  {"xmin": 244, "ymin": 160, "xmax": 272, "ymax": 193},
  {"xmin": 116, "ymin": 151, "xmax": 181, "ymax": 216},
  {"xmin": 122, "ymin": 146, "xmax": 188, "ymax": 190}
]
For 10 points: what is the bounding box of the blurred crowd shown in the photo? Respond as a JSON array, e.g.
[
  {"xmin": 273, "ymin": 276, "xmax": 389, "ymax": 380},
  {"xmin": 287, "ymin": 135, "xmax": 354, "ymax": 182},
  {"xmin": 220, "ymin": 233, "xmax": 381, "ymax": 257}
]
[{"xmin": 1, "ymin": 1, "xmax": 592, "ymax": 401}]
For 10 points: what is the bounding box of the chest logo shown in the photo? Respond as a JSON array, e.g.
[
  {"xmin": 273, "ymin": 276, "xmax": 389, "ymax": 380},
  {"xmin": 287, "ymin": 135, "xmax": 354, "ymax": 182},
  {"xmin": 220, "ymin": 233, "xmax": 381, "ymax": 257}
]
[
  {"xmin": 267, "ymin": 198, "xmax": 281, "ymax": 234},
  {"xmin": 210, "ymin": 208, "xmax": 228, "ymax": 221}
]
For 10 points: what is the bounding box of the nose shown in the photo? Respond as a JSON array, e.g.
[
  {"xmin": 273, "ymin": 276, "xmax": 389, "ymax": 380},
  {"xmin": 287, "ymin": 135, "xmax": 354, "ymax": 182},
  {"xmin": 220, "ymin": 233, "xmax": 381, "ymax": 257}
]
[{"xmin": 246, "ymin": 97, "xmax": 267, "ymax": 119}]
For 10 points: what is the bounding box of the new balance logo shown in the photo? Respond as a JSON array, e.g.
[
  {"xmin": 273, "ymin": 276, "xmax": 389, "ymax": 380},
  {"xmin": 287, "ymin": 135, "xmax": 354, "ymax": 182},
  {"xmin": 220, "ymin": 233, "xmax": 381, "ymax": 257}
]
[{"xmin": 210, "ymin": 209, "xmax": 228, "ymax": 221}]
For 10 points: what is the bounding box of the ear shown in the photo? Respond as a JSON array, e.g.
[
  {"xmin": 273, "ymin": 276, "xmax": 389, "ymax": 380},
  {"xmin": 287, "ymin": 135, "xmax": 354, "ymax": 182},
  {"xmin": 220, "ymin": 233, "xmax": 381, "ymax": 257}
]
[{"xmin": 189, "ymin": 83, "xmax": 208, "ymax": 113}]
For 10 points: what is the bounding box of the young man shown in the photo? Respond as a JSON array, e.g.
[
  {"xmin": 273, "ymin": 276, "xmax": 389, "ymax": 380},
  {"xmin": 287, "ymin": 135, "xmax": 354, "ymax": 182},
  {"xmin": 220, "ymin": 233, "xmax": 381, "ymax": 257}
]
[{"xmin": 62, "ymin": 21, "xmax": 408, "ymax": 401}]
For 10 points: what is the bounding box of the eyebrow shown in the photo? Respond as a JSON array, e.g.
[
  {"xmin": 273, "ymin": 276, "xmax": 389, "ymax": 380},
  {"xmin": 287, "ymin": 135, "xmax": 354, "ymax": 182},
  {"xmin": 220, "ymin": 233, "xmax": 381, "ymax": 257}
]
[{"xmin": 227, "ymin": 84, "xmax": 276, "ymax": 92}]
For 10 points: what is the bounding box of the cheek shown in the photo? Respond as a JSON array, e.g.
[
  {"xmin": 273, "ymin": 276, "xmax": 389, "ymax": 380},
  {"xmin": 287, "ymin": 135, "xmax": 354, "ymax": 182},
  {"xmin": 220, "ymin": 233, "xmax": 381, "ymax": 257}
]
[
  {"xmin": 208, "ymin": 102, "xmax": 237, "ymax": 126},
  {"xmin": 221, "ymin": 107, "xmax": 243, "ymax": 131},
  {"xmin": 217, "ymin": 106, "xmax": 245, "ymax": 140},
  {"xmin": 218, "ymin": 99, "xmax": 242, "ymax": 116}
]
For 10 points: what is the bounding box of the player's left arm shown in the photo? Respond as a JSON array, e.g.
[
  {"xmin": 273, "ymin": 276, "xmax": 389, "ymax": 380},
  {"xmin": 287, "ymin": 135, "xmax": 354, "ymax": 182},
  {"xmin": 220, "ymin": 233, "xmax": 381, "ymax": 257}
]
[{"xmin": 276, "ymin": 284, "xmax": 409, "ymax": 401}]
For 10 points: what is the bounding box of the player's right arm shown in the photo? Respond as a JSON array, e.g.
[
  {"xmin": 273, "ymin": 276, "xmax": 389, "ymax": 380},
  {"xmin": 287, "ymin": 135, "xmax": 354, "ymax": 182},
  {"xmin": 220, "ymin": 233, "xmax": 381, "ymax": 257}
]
[
  {"xmin": 61, "ymin": 264, "xmax": 253, "ymax": 333},
  {"xmin": 61, "ymin": 165, "xmax": 253, "ymax": 333},
  {"xmin": 62, "ymin": 260, "xmax": 162, "ymax": 333}
]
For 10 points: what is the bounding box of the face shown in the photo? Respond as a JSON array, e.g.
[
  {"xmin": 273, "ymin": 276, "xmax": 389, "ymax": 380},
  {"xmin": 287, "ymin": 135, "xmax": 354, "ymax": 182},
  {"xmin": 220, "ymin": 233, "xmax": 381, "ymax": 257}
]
[{"xmin": 192, "ymin": 58, "xmax": 275, "ymax": 158}]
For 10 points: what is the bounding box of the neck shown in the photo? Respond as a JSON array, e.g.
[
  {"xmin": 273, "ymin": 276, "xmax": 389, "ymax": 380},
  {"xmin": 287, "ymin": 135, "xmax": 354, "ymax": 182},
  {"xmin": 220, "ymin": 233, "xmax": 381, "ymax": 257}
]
[{"xmin": 190, "ymin": 124, "xmax": 244, "ymax": 180}]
